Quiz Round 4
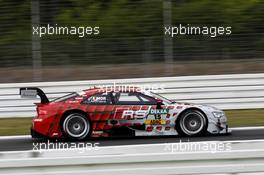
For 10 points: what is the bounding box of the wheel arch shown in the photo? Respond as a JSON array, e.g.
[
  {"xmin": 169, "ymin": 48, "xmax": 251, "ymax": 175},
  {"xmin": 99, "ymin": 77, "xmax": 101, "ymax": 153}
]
[
  {"xmin": 59, "ymin": 109, "xmax": 90, "ymax": 133},
  {"xmin": 175, "ymin": 107, "xmax": 208, "ymax": 134}
]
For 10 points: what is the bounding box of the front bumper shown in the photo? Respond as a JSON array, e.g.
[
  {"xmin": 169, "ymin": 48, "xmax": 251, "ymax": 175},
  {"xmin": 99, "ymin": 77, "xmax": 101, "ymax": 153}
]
[
  {"xmin": 207, "ymin": 115, "xmax": 231, "ymax": 135},
  {"xmin": 220, "ymin": 124, "xmax": 232, "ymax": 134}
]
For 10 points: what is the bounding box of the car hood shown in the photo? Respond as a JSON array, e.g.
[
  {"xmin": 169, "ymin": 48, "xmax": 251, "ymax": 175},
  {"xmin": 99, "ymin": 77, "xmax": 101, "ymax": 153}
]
[{"xmin": 171, "ymin": 101, "xmax": 222, "ymax": 112}]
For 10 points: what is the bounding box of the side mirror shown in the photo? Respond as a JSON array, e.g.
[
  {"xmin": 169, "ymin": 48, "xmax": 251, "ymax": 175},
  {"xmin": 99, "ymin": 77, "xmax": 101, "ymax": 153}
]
[{"xmin": 157, "ymin": 100, "xmax": 163, "ymax": 109}]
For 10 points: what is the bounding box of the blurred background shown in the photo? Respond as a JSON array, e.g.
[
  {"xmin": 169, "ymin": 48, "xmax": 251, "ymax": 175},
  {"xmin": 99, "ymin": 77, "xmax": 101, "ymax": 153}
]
[{"xmin": 0, "ymin": 0, "xmax": 263, "ymax": 83}]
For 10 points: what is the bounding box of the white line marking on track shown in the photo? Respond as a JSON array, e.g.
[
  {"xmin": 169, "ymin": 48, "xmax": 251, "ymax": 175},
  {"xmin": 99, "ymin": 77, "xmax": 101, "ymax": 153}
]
[
  {"xmin": 231, "ymin": 126, "xmax": 264, "ymax": 131},
  {"xmin": 0, "ymin": 135, "xmax": 31, "ymax": 140}
]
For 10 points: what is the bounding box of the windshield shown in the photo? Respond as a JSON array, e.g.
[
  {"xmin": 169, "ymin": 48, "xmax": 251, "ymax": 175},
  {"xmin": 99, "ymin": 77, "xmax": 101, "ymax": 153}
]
[
  {"xmin": 149, "ymin": 91, "xmax": 173, "ymax": 104},
  {"xmin": 52, "ymin": 92, "xmax": 78, "ymax": 102}
]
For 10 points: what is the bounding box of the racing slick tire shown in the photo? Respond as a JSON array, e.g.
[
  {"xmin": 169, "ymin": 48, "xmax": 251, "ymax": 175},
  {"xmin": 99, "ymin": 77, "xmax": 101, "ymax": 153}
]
[
  {"xmin": 62, "ymin": 113, "xmax": 91, "ymax": 140},
  {"xmin": 178, "ymin": 109, "xmax": 207, "ymax": 136}
]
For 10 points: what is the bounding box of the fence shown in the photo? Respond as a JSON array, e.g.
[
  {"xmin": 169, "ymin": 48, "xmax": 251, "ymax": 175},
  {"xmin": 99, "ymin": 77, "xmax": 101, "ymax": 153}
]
[
  {"xmin": 0, "ymin": 140, "xmax": 264, "ymax": 175},
  {"xmin": 0, "ymin": 73, "xmax": 263, "ymax": 118},
  {"xmin": 1, "ymin": 1, "xmax": 263, "ymax": 82}
]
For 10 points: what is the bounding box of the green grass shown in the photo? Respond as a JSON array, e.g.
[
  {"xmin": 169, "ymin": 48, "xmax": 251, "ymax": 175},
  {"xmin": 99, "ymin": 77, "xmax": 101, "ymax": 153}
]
[
  {"xmin": 0, "ymin": 118, "xmax": 32, "ymax": 136},
  {"xmin": 0, "ymin": 109, "xmax": 263, "ymax": 136},
  {"xmin": 225, "ymin": 109, "xmax": 264, "ymax": 127}
]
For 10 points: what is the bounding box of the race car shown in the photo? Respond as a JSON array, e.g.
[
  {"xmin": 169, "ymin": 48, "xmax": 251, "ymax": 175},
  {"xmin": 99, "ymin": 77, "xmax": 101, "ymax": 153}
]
[{"xmin": 20, "ymin": 86, "xmax": 230, "ymax": 140}]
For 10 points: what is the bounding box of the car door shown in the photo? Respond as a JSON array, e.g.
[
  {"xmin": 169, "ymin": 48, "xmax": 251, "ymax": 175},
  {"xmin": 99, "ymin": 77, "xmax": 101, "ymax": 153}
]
[
  {"xmin": 82, "ymin": 92, "xmax": 115, "ymax": 131},
  {"xmin": 112, "ymin": 91, "xmax": 157, "ymax": 127}
]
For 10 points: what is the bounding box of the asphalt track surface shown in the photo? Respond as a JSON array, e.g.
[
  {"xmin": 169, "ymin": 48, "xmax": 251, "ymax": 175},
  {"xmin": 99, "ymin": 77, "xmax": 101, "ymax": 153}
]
[{"xmin": 0, "ymin": 127, "xmax": 263, "ymax": 152}]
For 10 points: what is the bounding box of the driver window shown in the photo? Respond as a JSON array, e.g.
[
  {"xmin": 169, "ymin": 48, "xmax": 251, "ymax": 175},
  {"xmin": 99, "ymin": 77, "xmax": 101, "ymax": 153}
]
[
  {"xmin": 118, "ymin": 93, "xmax": 141, "ymax": 102},
  {"xmin": 114, "ymin": 92, "xmax": 157, "ymax": 105}
]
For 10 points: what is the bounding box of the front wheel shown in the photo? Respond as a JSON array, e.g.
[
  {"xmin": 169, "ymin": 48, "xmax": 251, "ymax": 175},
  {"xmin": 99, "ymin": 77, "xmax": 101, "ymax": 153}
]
[
  {"xmin": 178, "ymin": 110, "xmax": 207, "ymax": 136},
  {"xmin": 62, "ymin": 113, "xmax": 91, "ymax": 140}
]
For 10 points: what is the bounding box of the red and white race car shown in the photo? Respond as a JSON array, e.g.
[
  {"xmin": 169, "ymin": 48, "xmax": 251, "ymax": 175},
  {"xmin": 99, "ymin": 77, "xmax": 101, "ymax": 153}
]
[{"xmin": 20, "ymin": 86, "xmax": 230, "ymax": 140}]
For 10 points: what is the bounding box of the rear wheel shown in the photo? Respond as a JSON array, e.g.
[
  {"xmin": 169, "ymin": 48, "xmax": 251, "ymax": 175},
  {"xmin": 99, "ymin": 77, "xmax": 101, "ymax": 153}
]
[
  {"xmin": 178, "ymin": 110, "xmax": 207, "ymax": 136},
  {"xmin": 62, "ymin": 113, "xmax": 91, "ymax": 140}
]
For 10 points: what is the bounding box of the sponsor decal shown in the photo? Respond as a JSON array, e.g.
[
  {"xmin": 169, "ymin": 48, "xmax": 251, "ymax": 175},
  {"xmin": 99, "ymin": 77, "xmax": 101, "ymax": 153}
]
[
  {"xmin": 75, "ymin": 97, "xmax": 83, "ymax": 100},
  {"xmin": 148, "ymin": 108, "xmax": 169, "ymax": 115},
  {"xmin": 20, "ymin": 89, "xmax": 37, "ymax": 98},
  {"xmin": 156, "ymin": 125, "xmax": 162, "ymax": 131},
  {"xmin": 146, "ymin": 126, "xmax": 153, "ymax": 132},
  {"xmin": 165, "ymin": 126, "xmax": 171, "ymax": 131},
  {"xmin": 88, "ymin": 96, "xmax": 106, "ymax": 103},
  {"xmin": 121, "ymin": 110, "xmax": 148, "ymax": 119},
  {"xmin": 121, "ymin": 107, "xmax": 169, "ymax": 120},
  {"xmin": 67, "ymin": 100, "xmax": 79, "ymax": 104},
  {"xmin": 145, "ymin": 119, "xmax": 166, "ymax": 125},
  {"xmin": 121, "ymin": 106, "xmax": 151, "ymax": 119}
]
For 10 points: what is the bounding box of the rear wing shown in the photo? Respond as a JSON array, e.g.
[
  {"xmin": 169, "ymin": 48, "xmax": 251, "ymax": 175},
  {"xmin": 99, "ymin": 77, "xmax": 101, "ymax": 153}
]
[{"xmin": 19, "ymin": 87, "xmax": 49, "ymax": 103}]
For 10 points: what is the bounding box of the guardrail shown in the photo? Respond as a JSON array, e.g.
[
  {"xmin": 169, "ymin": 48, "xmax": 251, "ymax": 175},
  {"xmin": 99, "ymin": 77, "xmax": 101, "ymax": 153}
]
[
  {"xmin": 0, "ymin": 140, "xmax": 264, "ymax": 175},
  {"xmin": 0, "ymin": 73, "xmax": 264, "ymax": 117}
]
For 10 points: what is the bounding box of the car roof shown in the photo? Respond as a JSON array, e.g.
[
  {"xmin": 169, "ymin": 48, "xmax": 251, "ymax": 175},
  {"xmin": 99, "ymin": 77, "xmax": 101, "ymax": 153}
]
[{"xmin": 82, "ymin": 86, "xmax": 142, "ymax": 95}]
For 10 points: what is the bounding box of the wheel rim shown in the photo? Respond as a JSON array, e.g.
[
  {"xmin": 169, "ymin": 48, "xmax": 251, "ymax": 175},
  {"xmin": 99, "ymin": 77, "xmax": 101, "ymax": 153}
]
[
  {"xmin": 63, "ymin": 114, "xmax": 89, "ymax": 139},
  {"xmin": 180, "ymin": 111, "xmax": 205, "ymax": 135}
]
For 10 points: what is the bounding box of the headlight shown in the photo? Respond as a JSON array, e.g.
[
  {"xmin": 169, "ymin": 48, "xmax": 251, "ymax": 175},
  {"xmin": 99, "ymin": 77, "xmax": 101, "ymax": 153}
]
[{"xmin": 212, "ymin": 111, "xmax": 224, "ymax": 118}]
